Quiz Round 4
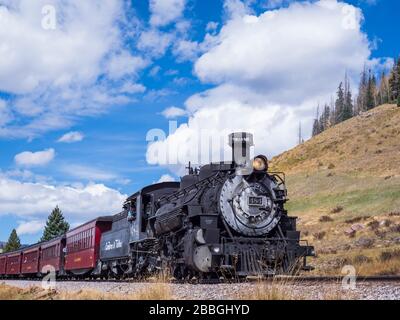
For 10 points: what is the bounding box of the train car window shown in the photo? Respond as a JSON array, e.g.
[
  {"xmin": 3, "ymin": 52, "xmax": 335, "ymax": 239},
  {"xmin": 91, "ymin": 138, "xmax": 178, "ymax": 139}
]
[
  {"xmin": 128, "ymin": 199, "xmax": 137, "ymax": 221},
  {"xmin": 141, "ymin": 195, "xmax": 152, "ymax": 232}
]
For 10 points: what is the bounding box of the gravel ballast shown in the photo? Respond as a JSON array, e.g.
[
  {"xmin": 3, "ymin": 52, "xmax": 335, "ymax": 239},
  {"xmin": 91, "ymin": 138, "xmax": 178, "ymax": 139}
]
[{"xmin": 1, "ymin": 279, "xmax": 399, "ymax": 300}]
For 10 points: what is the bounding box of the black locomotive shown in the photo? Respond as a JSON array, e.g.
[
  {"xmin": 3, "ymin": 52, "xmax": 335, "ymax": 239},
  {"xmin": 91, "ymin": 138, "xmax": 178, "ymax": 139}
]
[{"xmin": 99, "ymin": 132, "xmax": 315, "ymax": 279}]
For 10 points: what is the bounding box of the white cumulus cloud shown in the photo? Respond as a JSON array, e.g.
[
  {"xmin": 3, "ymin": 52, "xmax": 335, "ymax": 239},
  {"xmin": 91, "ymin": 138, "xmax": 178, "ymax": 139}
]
[
  {"xmin": 15, "ymin": 148, "xmax": 55, "ymax": 167},
  {"xmin": 0, "ymin": 0, "xmax": 146, "ymax": 138},
  {"xmin": 16, "ymin": 220, "xmax": 45, "ymax": 236},
  {"xmin": 161, "ymin": 106, "xmax": 187, "ymax": 119},
  {"xmin": 157, "ymin": 174, "xmax": 176, "ymax": 183},
  {"xmin": 149, "ymin": 0, "xmax": 186, "ymax": 27},
  {"xmin": 57, "ymin": 131, "xmax": 84, "ymax": 143},
  {"xmin": 0, "ymin": 177, "xmax": 127, "ymax": 219}
]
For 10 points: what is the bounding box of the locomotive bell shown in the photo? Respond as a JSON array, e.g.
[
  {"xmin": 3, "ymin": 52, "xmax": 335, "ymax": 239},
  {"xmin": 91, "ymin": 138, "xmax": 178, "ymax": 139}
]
[{"xmin": 228, "ymin": 132, "xmax": 254, "ymax": 175}]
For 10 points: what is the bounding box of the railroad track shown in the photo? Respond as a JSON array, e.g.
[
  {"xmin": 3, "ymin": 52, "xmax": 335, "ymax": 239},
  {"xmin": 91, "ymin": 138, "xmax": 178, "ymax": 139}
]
[
  {"xmin": 270, "ymin": 275, "xmax": 400, "ymax": 282},
  {"xmin": 2, "ymin": 275, "xmax": 400, "ymax": 284}
]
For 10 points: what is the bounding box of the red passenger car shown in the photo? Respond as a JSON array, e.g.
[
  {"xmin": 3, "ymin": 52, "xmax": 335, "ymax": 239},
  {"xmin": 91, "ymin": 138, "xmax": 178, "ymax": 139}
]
[
  {"xmin": 21, "ymin": 244, "xmax": 41, "ymax": 275},
  {"xmin": 40, "ymin": 236, "xmax": 65, "ymax": 274},
  {"xmin": 0, "ymin": 254, "xmax": 7, "ymax": 275},
  {"xmin": 6, "ymin": 251, "xmax": 22, "ymax": 275},
  {"xmin": 65, "ymin": 217, "xmax": 113, "ymax": 275}
]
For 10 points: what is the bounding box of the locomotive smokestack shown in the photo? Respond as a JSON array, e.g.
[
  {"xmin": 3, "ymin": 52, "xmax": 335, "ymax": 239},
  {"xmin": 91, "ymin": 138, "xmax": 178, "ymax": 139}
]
[{"xmin": 228, "ymin": 132, "xmax": 254, "ymax": 175}]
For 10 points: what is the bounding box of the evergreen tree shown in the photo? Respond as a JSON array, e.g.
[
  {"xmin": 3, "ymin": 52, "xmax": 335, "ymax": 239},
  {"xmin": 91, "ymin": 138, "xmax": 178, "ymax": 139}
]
[
  {"xmin": 396, "ymin": 58, "xmax": 400, "ymax": 107},
  {"xmin": 320, "ymin": 104, "xmax": 331, "ymax": 131},
  {"xmin": 335, "ymin": 82, "xmax": 345, "ymax": 123},
  {"xmin": 41, "ymin": 206, "xmax": 70, "ymax": 242},
  {"xmin": 389, "ymin": 58, "xmax": 400, "ymax": 105},
  {"xmin": 4, "ymin": 229, "xmax": 21, "ymax": 253},
  {"xmin": 343, "ymin": 74, "xmax": 354, "ymax": 120},
  {"xmin": 312, "ymin": 106, "xmax": 321, "ymax": 137},
  {"xmin": 356, "ymin": 66, "xmax": 368, "ymax": 113},
  {"xmin": 312, "ymin": 119, "xmax": 319, "ymax": 137},
  {"xmin": 377, "ymin": 71, "xmax": 390, "ymax": 105},
  {"xmin": 329, "ymin": 95, "xmax": 336, "ymax": 126},
  {"xmin": 365, "ymin": 70, "xmax": 376, "ymax": 110}
]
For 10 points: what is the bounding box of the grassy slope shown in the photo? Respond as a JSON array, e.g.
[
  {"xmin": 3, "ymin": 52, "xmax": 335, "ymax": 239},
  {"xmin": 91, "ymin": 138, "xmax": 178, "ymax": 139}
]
[{"xmin": 270, "ymin": 104, "xmax": 400, "ymax": 275}]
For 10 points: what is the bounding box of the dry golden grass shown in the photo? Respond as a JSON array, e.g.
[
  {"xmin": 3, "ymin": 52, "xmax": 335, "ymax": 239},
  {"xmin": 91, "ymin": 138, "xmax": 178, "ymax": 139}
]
[
  {"xmin": 310, "ymin": 245, "xmax": 400, "ymax": 276},
  {"xmin": 237, "ymin": 282, "xmax": 297, "ymax": 300},
  {"xmin": 0, "ymin": 282, "xmax": 172, "ymax": 300},
  {"xmin": 236, "ymin": 279, "xmax": 356, "ymax": 300},
  {"xmin": 0, "ymin": 284, "xmax": 57, "ymax": 300}
]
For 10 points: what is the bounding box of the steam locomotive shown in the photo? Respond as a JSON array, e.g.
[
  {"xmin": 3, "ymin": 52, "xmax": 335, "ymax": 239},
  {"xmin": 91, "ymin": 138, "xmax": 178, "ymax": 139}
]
[
  {"xmin": 99, "ymin": 132, "xmax": 314, "ymax": 279},
  {"xmin": 0, "ymin": 132, "xmax": 314, "ymax": 280}
]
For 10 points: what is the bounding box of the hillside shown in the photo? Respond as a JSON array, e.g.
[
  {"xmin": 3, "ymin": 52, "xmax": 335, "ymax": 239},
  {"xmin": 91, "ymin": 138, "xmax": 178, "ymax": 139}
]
[{"xmin": 270, "ymin": 104, "xmax": 400, "ymax": 275}]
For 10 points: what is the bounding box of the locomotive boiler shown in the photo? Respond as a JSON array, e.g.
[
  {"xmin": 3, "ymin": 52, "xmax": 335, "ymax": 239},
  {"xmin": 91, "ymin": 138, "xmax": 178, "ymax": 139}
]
[{"xmin": 98, "ymin": 132, "xmax": 314, "ymax": 280}]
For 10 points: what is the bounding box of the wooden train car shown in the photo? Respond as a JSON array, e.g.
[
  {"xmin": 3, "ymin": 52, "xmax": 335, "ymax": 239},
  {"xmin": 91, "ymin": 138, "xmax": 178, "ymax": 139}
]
[
  {"xmin": 6, "ymin": 251, "xmax": 22, "ymax": 275},
  {"xmin": 40, "ymin": 236, "xmax": 65, "ymax": 274},
  {"xmin": 21, "ymin": 244, "xmax": 41, "ymax": 275},
  {"xmin": 0, "ymin": 254, "xmax": 6, "ymax": 275},
  {"xmin": 64, "ymin": 217, "xmax": 113, "ymax": 275}
]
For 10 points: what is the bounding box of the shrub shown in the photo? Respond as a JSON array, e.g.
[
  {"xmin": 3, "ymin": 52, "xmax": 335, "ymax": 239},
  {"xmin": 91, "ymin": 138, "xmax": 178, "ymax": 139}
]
[
  {"xmin": 331, "ymin": 206, "xmax": 343, "ymax": 214},
  {"xmin": 353, "ymin": 255, "xmax": 372, "ymax": 264},
  {"xmin": 319, "ymin": 215, "xmax": 333, "ymax": 222},
  {"xmin": 345, "ymin": 217, "xmax": 363, "ymax": 224},
  {"xmin": 313, "ymin": 231, "xmax": 326, "ymax": 240},
  {"xmin": 389, "ymin": 224, "xmax": 400, "ymax": 233},
  {"xmin": 367, "ymin": 220, "xmax": 379, "ymax": 230},
  {"xmin": 374, "ymin": 230, "xmax": 387, "ymax": 238},
  {"xmin": 379, "ymin": 249, "xmax": 400, "ymax": 262}
]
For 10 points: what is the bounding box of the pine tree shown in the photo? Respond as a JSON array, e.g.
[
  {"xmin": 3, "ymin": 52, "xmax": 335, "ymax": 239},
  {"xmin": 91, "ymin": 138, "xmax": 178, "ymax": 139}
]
[
  {"xmin": 329, "ymin": 95, "xmax": 336, "ymax": 126},
  {"xmin": 356, "ymin": 66, "xmax": 368, "ymax": 113},
  {"xmin": 312, "ymin": 106, "xmax": 321, "ymax": 137},
  {"xmin": 4, "ymin": 229, "xmax": 21, "ymax": 253},
  {"xmin": 396, "ymin": 58, "xmax": 400, "ymax": 107},
  {"xmin": 377, "ymin": 71, "xmax": 390, "ymax": 105},
  {"xmin": 320, "ymin": 104, "xmax": 331, "ymax": 131},
  {"xmin": 365, "ymin": 70, "xmax": 376, "ymax": 110},
  {"xmin": 389, "ymin": 58, "xmax": 400, "ymax": 105},
  {"xmin": 41, "ymin": 206, "xmax": 70, "ymax": 242},
  {"xmin": 343, "ymin": 74, "xmax": 354, "ymax": 121},
  {"xmin": 335, "ymin": 82, "xmax": 345, "ymax": 123}
]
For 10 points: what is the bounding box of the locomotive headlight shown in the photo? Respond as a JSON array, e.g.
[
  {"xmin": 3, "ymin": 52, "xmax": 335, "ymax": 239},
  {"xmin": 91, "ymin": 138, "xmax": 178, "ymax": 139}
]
[
  {"xmin": 212, "ymin": 246, "xmax": 220, "ymax": 254},
  {"xmin": 253, "ymin": 155, "xmax": 268, "ymax": 171}
]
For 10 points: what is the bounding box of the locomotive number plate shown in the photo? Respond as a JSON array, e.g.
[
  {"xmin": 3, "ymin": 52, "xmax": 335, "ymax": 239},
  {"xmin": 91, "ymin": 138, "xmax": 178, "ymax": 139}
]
[{"xmin": 248, "ymin": 196, "xmax": 263, "ymax": 206}]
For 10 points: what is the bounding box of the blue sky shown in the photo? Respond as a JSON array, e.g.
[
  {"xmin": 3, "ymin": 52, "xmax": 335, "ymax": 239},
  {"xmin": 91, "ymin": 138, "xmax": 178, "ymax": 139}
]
[{"xmin": 0, "ymin": 0, "xmax": 398, "ymax": 244}]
